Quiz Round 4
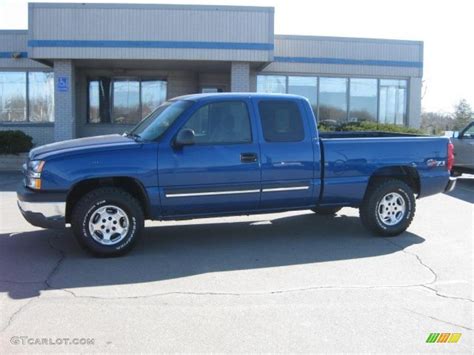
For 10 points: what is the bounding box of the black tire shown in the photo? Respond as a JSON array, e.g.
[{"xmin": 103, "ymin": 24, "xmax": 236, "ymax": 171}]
[
  {"xmin": 359, "ymin": 179, "xmax": 416, "ymax": 236},
  {"xmin": 71, "ymin": 187, "xmax": 144, "ymax": 257},
  {"xmin": 312, "ymin": 206, "xmax": 342, "ymax": 215}
]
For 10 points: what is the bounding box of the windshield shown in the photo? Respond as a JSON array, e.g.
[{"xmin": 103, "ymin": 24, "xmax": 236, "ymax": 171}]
[{"xmin": 128, "ymin": 100, "xmax": 193, "ymax": 141}]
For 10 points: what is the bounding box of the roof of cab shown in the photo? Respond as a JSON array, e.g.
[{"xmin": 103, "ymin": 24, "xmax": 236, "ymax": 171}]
[{"xmin": 171, "ymin": 92, "xmax": 307, "ymax": 102}]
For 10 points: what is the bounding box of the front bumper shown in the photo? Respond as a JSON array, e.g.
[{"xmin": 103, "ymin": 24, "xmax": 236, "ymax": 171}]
[
  {"xmin": 17, "ymin": 185, "xmax": 67, "ymax": 229},
  {"xmin": 445, "ymin": 177, "xmax": 457, "ymax": 193}
]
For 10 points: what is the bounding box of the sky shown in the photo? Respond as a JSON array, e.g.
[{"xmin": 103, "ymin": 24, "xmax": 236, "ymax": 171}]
[{"xmin": 1, "ymin": 0, "xmax": 473, "ymax": 113}]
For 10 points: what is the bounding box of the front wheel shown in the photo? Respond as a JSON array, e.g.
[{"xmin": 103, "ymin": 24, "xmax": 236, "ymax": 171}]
[
  {"xmin": 71, "ymin": 187, "xmax": 144, "ymax": 257},
  {"xmin": 359, "ymin": 179, "xmax": 416, "ymax": 236}
]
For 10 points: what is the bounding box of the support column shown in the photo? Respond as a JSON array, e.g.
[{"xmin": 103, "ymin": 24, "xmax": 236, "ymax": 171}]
[
  {"xmin": 54, "ymin": 60, "xmax": 76, "ymax": 141},
  {"xmin": 230, "ymin": 62, "xmax": 250, "ymax": 92},
  {"xmin": 407, "ymin": 77, "xmax": 422, "ymax": 129}
]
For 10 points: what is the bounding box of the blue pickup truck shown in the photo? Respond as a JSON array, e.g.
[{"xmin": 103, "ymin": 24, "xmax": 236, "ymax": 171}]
[{"xmin": 17, "ymin": 93, "xmax": 456, "ymax": 256}]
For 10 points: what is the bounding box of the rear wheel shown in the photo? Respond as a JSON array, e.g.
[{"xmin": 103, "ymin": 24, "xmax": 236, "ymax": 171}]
[
  {"xmin": 359, "ymin": 179, "xmax": 415, "ymax": 236},
  {"xmin": 71, "ymin": 187, "xmax": 144, "ymax": 257},
  {"xmin": 312, "ymin": 206, "xmax": 342, "ymax": 215}
]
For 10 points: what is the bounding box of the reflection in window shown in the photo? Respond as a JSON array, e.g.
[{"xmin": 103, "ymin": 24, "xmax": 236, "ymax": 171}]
[
  {"xmin": 349, "ymin": 78, "xmax": 377, "ymax": 122},
  {"xmin": 184, "ymin": 101, "xmax": 251, "ymax": 144},
  {"xmin": 288, "ymin": 76, "xmax": 317, "ymax": 112},
  {"xmin": 379, "ymin": 79, "xmax": 407, "ymax": 125},
  {"xmin": 88, "ymin": 78, "xmax": 167, "ymax": 124},
  {"xmin": 112, "ymin": 80, "xmax": 140, "ymax": 124},
  {"xmin": 142, "ymin": 80, "xmax": 167, "ymax": 118},
  {"xmin": 88, "ymin": 81, "xmax": 100, "ymax": 123},
  {"xmin": 256, "ymin": 75, "xmax": 286, "ymax": 93},
  {"xmin": 28, "ymin": 72, "xmax": 54, "ymax": 122},
  {"xmin": 0, "ymin": 72, "xmax": 27, "ymax": 122},
  {"xmin": 319, "ymin": 77, "xmax": 348, "ymax": 123},
  {"xmin": 259, "ymin": 100, "xmax": 304, "ymax": 142}
]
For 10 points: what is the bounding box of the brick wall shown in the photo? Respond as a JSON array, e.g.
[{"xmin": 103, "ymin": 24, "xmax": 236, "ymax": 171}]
[
  {"xmin": 231, "ymin": 62, "xmax": 250, "ymax": 92},
  {"xmin": 54, "ymin": 60, "xmax": 76, "ymax": 141}
]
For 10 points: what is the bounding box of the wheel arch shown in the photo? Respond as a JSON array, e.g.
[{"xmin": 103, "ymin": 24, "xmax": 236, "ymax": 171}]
[
  {"xmin": 365, "ymin": 166, "xmax": 420, "ymax": 199},
  {"xmin": 66, "ymin": 176, "xmax": 151, "ymax": 223}
]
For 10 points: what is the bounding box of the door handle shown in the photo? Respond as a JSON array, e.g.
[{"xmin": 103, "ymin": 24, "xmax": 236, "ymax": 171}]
[{"xmin": 240, "ymin": 152, "xmax": 258, "ymax": 163}]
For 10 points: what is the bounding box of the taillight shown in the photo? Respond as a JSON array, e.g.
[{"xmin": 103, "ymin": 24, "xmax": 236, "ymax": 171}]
[{"xmin": 447, "ymin": 142, "xmax": 454, "ymax": 171}]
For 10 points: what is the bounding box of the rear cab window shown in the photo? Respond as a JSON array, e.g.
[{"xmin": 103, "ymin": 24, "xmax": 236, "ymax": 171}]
[{"xmin": 258, "ymin": 100, "xmax": 305, "ymax": 142}]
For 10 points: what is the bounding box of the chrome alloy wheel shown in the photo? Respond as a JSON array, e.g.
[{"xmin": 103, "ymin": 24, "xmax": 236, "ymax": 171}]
[
  {"xmin": 376, "ymin": 192, "xmax": 406, "ymax": 226},
  {"xmin": 88, "ymin": 205, "xmax": 130, "ymax": 246}
]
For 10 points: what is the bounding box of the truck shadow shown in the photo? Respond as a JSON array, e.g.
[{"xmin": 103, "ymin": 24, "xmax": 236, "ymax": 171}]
[{"xmin": 0, "ymin": 212, "xmax": 425, "ymax": 299}]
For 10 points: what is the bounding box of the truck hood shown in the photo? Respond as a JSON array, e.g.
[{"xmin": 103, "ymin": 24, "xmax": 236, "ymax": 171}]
[{"xmin": 30, "ymin": 134, "xmax": 137, "ymax": 160}]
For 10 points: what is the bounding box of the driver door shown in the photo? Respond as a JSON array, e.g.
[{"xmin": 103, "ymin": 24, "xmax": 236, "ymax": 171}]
[{"xmin": 157, "ymin": 99, "xmax": 261, "ymax": 217}]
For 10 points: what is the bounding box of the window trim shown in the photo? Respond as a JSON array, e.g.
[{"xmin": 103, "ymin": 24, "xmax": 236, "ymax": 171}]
[
  {"xmin": 87, "ymin": 77, "xmax": 167, "ymax": 125},
  {"xmin": 0, "ymin": 70, "xmax": 54, "ymax": 124},
  {"xmin": 178, "ymin": 100, "xmax": 254, "ymax": 146},
  {"xmin": 257, "ymin": 99, "xmax": 306, "ymax": 143}
]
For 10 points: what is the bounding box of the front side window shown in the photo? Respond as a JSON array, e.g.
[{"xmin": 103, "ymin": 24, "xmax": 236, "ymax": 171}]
[
  {"xmin": 461, "ymin": 124, "xmax": 474, "ymax": 138},
  {"xmin": 379, "ymin": 79, "xmax": 407, "ymax": 125},
  {"xmin": 129, "ymin": 100, "xmax": 193, "ymax": 141},
  {"xmin": 184, "ymin": 101, "xmax": 252, "ymax": 144},
  {"xmin": 88, "ymin": 78, "xmax": 167, "ymax": 124},
  {"xmin": 258, "ymin": 100, "xmax": 305, "ymax": 142}
]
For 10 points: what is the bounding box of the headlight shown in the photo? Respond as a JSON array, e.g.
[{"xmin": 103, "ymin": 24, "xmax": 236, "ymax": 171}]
[{"xmin": 26, "ymin": 160, "xmax": 45, "ymax": 189}]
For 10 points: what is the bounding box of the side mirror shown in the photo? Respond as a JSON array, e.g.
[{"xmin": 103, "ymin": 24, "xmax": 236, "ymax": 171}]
[{"xmin": 174, "ymin": 128, "xmax": 195, "ymax": 147}]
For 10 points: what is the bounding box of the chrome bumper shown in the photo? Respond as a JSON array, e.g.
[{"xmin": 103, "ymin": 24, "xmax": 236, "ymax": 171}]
[
  {"xmin": 17, "ymin": 200, "xmax": 66, "ymax": 229},
  {"xmin": 445, "ymin": 177, "xmax": 457, "ymax": 193}
]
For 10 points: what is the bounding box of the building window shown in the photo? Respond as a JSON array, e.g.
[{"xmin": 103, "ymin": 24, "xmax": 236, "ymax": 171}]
[
  {"xmin": 349, "ymin": 78, "xmax": 378, "ymax": 122},
  {"xmin": 288, "ymin": 76, "xmax": 317, "ymax": 112},
  {"xmin": 0, "ymin": 72, "xmax": 26, "ymax": 122},
  {"xmin": 142, "ymin": 80, "xmax": 167, "ymax": 118},
  {"xmin": 319, "ymin": 77, "xmax": 348, "ymax": 124},
  {"xmin": 112, "ymin": 80, "xmax": 140, "ymax": 124},
  {"xmin": 379, "ymin": 79, "xmax": 407, "ymax": 125},
  {"xmin": 88, "ymin": 78, "xmax": 167, "ymax": 124},
  {"xmin": 256, "ymin": 75, "xmax": 286, "ymax": 94},
  {"xmin": 0, "ymin": 71, "xmax": 53, "ymax": 123},
  {"xmin": 28, "ymin": 72, "xmax": 54, "ymax": 122},
  {"xmin": 257, "ymin": 75, "xmax": 409, "ymax": 126}
]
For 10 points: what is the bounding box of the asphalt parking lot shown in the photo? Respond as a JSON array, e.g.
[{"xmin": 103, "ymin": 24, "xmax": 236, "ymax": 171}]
[{"xmin": 0, "ymin": 172, "xmax": 472, "ymax": 353}]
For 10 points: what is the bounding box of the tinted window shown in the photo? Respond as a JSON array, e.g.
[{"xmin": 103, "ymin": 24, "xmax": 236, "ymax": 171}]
[
  {"xmin": 184, "ymin": 101, "xmax": 252, "ymax": 144},
  {"xmin": 258, "ymin": 101, "xmax": 305, "ymax": 142},
  {"xmin": 130, "ymin": 100, "xmax": 192, "ymax": 141}
]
